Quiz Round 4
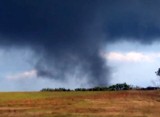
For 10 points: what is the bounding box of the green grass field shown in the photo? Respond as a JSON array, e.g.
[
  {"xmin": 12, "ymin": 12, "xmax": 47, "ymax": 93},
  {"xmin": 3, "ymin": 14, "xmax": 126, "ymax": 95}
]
[{"xmin": 0, "ymin": 90, "xmax": 159, "ymax": 117}]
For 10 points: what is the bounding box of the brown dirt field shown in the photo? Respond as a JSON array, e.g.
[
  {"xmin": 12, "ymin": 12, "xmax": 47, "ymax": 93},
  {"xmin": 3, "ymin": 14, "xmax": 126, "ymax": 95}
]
[{"xmin": 0, "ymin": 90, "xmax": 159, "ymax": 117}]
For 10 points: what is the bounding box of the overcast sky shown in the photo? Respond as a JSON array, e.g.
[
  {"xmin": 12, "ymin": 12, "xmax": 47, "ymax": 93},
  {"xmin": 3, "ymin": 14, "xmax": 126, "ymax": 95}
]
[{"xmin": 0, "ymin": 0, "xmax": 160, "ymax": 91}]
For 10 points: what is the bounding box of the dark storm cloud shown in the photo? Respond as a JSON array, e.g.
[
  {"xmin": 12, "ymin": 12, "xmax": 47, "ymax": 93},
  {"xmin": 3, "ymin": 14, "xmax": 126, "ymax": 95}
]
[
  {"xmin": 100, "ymin": 0, "xmax": 160, "ymax": 42},
  {"xmin": 0, "ymin": 0, "xmax": 160, "ymax": 86}
]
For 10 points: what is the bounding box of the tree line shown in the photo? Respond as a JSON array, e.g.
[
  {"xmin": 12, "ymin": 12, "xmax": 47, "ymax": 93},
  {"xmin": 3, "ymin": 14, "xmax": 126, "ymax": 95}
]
[
  {"xmin": 41, "ymin": 83, "xmax": 160, "ymax": 92},
  {"xmin": 41, "ymin": 83, "xmax": 134, "ymax": 92}
]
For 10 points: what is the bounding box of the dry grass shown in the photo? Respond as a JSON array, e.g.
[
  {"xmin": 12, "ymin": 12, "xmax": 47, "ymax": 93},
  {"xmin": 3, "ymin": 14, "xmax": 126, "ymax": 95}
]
[{"xmin": 0, "ymin": 90, "xmax": 159, "ymax": 117}]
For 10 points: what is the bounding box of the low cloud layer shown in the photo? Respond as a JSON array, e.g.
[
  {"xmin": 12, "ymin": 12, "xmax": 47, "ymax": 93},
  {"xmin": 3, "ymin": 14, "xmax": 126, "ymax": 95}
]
[
  {"xmin": 6, "ymin": 69, "xmax": 37, "ymax": 80},
  {"xmin": 106, "ymin": 52, "xmax": 160, "ymax": 63}
]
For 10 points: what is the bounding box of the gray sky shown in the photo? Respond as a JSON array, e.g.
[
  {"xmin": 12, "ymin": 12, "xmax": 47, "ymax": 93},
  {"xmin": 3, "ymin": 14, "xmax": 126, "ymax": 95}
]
[{"xmin": 0, "ymin": 0, "xmax": 160, "ymax": 91}]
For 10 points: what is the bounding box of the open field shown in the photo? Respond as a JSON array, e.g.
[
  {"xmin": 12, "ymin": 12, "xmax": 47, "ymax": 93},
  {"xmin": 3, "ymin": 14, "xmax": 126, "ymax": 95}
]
[{"xmin": 0, "ymin": 91, "xmax": 159, "ymax": 117}]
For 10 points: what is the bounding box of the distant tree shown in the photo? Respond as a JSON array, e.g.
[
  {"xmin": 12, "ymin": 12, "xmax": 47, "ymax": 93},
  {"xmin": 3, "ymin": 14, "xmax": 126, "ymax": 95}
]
[
  {"xmin": 153, "ymin": 68, "xmax": 160, "ymax": 88},
  {"xmin": 156, "ymin": 68, "xmax": 160, "ymax": 76},
  {"xmin": 108, "ymin": 83, "xmax": 131, "ymax": 91}
]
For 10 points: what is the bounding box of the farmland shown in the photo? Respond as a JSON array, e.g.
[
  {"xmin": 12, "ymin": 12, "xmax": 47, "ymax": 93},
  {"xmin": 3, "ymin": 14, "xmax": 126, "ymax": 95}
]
[{"xmin": 0, "ymin": 91, "xmax": 159, "ymax": 117}]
